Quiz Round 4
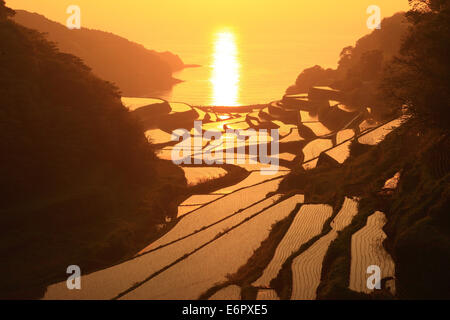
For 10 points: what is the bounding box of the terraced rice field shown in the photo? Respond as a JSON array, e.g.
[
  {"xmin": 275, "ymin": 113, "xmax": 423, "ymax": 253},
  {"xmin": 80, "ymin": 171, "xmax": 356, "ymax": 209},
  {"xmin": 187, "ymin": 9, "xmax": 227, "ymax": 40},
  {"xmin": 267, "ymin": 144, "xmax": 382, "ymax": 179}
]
[
  {"xmin": 155, "ymin": 148, "xmax": 176, "ymax": 161},
  {"xmin": 330, "ymin": 198, "xmax": 359, "ymax": 231},
  {"xmin": 169, "ymin": 102, "xmax": 193, "ymax": 113},
  {"xmin": 193, "ymin": 107, "xmax": 208, "ymax": 121},
  {"xmin": 209, "ymin": 285, "xmax": 241, "ymax": 300},
  {"xmin": 121, "ymin": 97, "xmax": 166, "ymax": 111},
  {"xmin": 291, "ymin": 198, "xmax": 359, "ymax": 299},
  {"xmin": 253, "ymin": 203, "xmax": 331, "ymax": 288},
  {"xmin": 303, "ymin": 158, "xmax": 319, "ymax": 170},
  {"xmin": 209, "ymin": 113, "xmax": 218, "ymax": 122},
  {"xmin": 42, "ymin": 97, "xmax": 402, "ymax": 300},
  {"xmin": 326, "ymin": 140, "xmax": 351, "ymax": 163},
  {"xmin": 235, "ymin": 161, "xmax": 290, "ymax": 173},
  {"xmin": 337, "ymin": 104, "xmax": 359, "ymax": 113},
  {"xmin": 202, "ymin": 117, "xmax": 247, "ymax": 132},
  {"xmin": 304, "ymin": 122, "xmax": 333, "ymax": 136},
  {"xmin": 180, "ymin": 194, "xmax": 224, "ymax": 206},
  {"xmin": 143, "ymin": 181, "xmax": 285, "ymax": 251},
  {"xmin": 358, "ymin": 118, "xmax": 403, "ymax": 145},
  {"xmin": 212, "ymin": 171, "xmax": 287, "ymax": 194},
  {"xmin": 145, "ymin": 129, "xmax": 174, "ymax": 144},
  {"xmin": 336, "ymin": 129, "xmax": 355, "ymax": 144},
  {"xmin": 303, "ymin": 139, "xmax": 333, "ymax": 162},
  {"xmin": 182, "ymin": 167, "xmax": 227, "ymax": 186},
  {"xmin": 177, "ymin": 205, "xmax": 202, "ymax": 218},
  {"xmin": 359, "ymin": 120, "xmax": 379, "ymax": 132},
  {"xmin": 256, "ymin": 289, "xmax": 279, "ymax": 300},
  {"xmin": 349, "ymin": 211, "xmax": 396, "ymax": 294},
  {"xmin": 43, "ymin": 194, "xmax": 281, "ymax": 300},
  {"xmin": 226, "ymin": 121, "xmax": 250, "ymax": 130},
  {"xmin": 299, "ymin": 111, "xmax": 319, "ymax": 122},
  {"xmin": 120, "ymin": 195, "xmax": 304, "ymax": 299},
  {"xmin": 278, "ymin": 153, "xmax": 297, "ymax": 161},
  {"xmin": 272, "ymin": 121, "xmax": 297, "ymax": 137},
  {"xmin": 291, "ymin": 231, "xmax": 338, "ymax": 299},
  {"xmin": 278, "ymin": 130, "xmax": 304, "ymax": 143}
]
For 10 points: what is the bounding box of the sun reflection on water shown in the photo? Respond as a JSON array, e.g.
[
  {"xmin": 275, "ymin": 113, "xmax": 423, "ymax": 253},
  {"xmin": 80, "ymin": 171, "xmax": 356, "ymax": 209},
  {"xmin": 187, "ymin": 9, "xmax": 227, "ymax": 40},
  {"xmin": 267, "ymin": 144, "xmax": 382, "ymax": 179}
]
[{"xmin": 210, "ymin": 31, "xmax": 240, "ymax": 106}]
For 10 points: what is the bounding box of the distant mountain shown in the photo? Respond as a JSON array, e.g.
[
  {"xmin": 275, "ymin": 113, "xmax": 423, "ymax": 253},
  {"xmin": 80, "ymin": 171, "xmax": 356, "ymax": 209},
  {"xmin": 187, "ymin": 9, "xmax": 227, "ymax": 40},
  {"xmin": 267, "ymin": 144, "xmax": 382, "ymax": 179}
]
[{"xmin": 13, "ymin": 10, "xmax": 187, "ymax": 97}]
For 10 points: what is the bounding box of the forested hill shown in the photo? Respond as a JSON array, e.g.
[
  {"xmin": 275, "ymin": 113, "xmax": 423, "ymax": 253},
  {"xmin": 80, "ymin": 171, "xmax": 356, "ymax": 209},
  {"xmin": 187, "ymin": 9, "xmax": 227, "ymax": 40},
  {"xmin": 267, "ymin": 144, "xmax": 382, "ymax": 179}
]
[
  {"xmin": 0, "ymin": 2, "xmax": 186, "ymax": 298},
  {"xmin": 287, "ymin": 13, "xmax": 410, "ymax": 120},
  {"xmin": 13, "ymin": 10, "xmax": 186, "ymax": 97}
]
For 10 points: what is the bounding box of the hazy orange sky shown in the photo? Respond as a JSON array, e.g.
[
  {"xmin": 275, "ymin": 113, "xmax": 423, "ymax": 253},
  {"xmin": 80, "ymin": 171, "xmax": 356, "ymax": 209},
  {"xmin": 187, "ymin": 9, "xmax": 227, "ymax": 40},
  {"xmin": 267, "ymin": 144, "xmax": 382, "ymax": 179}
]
[
  {"xmin": 7, "ymin": 0, "xmax": 409, "ymax": 66},
  {"xmin": 6, "ymin": 0, "xmax": 411, "ymax": 105}
]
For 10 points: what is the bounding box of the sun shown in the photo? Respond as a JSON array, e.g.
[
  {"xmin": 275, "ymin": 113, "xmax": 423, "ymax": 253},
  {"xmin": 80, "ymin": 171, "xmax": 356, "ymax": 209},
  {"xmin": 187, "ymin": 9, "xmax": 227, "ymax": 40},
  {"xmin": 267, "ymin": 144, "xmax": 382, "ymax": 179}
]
[{"xmin": 210, "ymin": 30, "xmax": 241, "ymax": 106}]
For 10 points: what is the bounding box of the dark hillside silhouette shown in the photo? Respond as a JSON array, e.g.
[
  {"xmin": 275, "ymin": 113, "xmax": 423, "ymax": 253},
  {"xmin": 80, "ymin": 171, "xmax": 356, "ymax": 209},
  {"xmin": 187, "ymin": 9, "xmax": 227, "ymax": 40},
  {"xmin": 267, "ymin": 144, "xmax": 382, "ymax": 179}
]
[
  {"xmin": 0, "ymin": 1, "xmax": 186, "ymax": 298},
  {"xmin": 287, "ymin": 13, "xmax": 409, "ymax": 120},
  {"xmin": 382, "ymin": 0, "xmax": 450, "ymax": 129},
  {"xmin": 13, "ymin": 10, "xmax": 187, "ymax": 97},
  {"xmin": 284, "ymin": 2, "xmax": 449, "ymax": 299}
]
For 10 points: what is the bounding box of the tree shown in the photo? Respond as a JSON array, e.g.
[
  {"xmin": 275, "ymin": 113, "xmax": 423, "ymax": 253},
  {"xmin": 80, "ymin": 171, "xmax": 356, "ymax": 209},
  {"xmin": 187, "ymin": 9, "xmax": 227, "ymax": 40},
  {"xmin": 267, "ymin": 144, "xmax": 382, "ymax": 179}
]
[
  {"xmin": 0, "ymin": 0, "xmax": 14, "ymax": 20},
  {"xmin": 286, "ymin": 65, "xmax": 337, "ymax": 94},
  {"xmin": 382, "ymin": 0, "xmax": 450, "ymax": 129},
  {"xmin": 337, "ymin": 46, "xmax": 354, "ymax": 71}
]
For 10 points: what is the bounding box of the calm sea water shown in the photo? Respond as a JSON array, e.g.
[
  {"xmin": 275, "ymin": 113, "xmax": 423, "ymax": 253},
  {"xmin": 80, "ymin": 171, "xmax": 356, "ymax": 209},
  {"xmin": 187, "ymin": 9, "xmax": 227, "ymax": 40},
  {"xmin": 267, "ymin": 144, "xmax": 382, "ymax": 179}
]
[{"xmin": 151, "ymin": 30, "xmax": 333, "ymax": 107}]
